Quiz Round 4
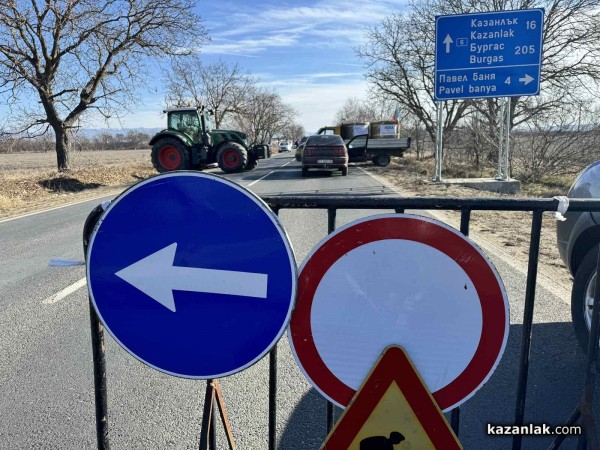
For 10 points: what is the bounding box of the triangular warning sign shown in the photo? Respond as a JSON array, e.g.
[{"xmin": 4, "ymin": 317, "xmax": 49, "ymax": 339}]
[{"xmin": 321, "ymin": 346, "xmax": 462, "ymax": 450}]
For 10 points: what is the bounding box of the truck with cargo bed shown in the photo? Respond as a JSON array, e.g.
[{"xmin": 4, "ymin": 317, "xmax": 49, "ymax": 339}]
[{"xmin": 317, "ymin": 121, "xmax": 411, "ymax": 167}]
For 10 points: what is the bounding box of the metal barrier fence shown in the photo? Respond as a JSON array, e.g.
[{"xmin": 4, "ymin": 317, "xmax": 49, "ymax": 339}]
[{"xmin": 83, "ymin": 195, "xmax": 600, "ymax": 450}]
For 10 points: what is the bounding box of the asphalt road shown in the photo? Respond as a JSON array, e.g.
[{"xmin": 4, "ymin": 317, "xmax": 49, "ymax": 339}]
[{"xmin": 0, "ymin": 152, "xmax": 593, "ymax": 449}]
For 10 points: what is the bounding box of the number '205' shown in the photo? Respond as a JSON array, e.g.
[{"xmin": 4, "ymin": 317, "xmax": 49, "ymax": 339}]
[{"xmin": 515, "ymin": 45, "xmax": 536, "ymax": 55}]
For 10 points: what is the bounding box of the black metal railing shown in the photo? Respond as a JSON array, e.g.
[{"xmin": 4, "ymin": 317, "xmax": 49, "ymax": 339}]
[{"xmin": 83, "ymin": 195, "xmax": 600, "ymax": 450}]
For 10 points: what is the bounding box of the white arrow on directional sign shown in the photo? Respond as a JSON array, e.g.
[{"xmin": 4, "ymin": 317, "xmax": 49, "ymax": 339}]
[
  {"xmin": 116, "ymin": 242, "xmax": 269, "ymax": 312},
  {"xmin": 443, "ymin": 34, "xmax": 453, "ymax": 53},
  {"xmin": 519, "ymin": 74, "xmax": 534, "ymax": 85}
]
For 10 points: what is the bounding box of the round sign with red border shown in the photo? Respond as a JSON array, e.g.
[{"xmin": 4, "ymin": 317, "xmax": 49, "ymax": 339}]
[{"xmin": 289, "ymin": 214, "xmax": 509, "ymax": 412}]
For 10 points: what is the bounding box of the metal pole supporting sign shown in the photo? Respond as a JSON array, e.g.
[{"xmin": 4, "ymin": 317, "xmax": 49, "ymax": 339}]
[
  {"xmin": 496, "ymin": 100, "xmax": 506, "ymax": 180},
  {"xmin": 433, "ymin": 101, "xmax": 444, "ymax": 182},
  {"xmin": 504, "ymin": 97, "xmax": 511, "ymax": 180}
]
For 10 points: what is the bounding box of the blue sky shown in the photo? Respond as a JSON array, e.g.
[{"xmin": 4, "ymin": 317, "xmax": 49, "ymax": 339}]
[{"xmin": 113, "ymin": 0, "xmax": 409, "ymax": 133}]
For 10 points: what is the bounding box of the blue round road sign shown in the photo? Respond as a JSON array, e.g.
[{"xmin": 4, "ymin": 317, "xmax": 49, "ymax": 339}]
[{"xmin": 86, "ymin": 172, "xmax": 297, "ymax": 379}]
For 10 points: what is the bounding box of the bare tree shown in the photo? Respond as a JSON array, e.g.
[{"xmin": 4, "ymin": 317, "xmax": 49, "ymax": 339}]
[
  {"xmin": 335, "ymin": 97, "xmax": 374, "ymax": 123},
  {"xmin": 283, "ymin": 123, "xmax": 305, "ymax": 143},
  {"xmin": 165, "ymin": 57, "xmax": 255, "ymax": 128},
  {"xmin": 0, "ymin": 0, "xmax": 207, "ymax": 171},
  {"xmin": 334, "ymin": 95, "xmax": 409, "ymax": 124},
  {"xmin": 227, "ymin": 86, "xmax": 298, "ymax": 144},
  {"xmin": 511, "ymin": 102, "xmax": 600, "ymax": 181},
  {"xmin": 358, "ymin": 0, "xmax": 600, "ymax": 145},
  {"xmin": 357, "ymin": 12, "xmax": 471, "ymax": 144}
]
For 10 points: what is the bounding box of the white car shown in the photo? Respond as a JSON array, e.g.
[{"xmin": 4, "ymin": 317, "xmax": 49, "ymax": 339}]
[{"xmin": 279, "ymin": 141, "xmax": 291, "ymax": 152}]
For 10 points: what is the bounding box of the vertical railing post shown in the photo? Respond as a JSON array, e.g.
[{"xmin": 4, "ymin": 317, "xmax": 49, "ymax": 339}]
[
  {"xmin": 83, "ymin": 205, "xmax": 110, "ymax": 450},
  {"xmin": 448, "ymin": 208, "xmax": 471, "ymax": 437},
  {"xmin": 88, "ymin": 305, "xmax": 110, "ymax": 450},
  {"xmin": 460, "ymin": 209, "xmax": 471, "ymax": 237},
  {"xmin": 269, "ymin": 346, "xmax": 278, "ymax": 450},
  {"xmin": 199, "ymin": 380, "xmax": 220, "ymax": 450},
  {"xmin": 326, "ymin": 402, "xmax": 334, "ymax": 434},
  {"xmin": 512, "ymin": 210, "xmax": 543, "ymax": 450},
  {"xmin": 326, "ymin": 207, "xmax": 337, "ymax": 433},
  {"xmin": 269, "ymin": 206, "xmax": 281, "ymax": 450},
  {"xmin": 327, "ymin": 208, "xmax": 336, "ymax": 235}
]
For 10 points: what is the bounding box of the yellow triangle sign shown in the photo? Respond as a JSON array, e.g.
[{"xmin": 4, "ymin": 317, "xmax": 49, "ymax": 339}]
[{"xmin": 321, "ymin": 346, "xmax": 462, "ymax": 450}]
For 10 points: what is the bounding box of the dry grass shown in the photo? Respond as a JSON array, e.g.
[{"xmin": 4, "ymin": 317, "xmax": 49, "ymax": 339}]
[
  {"xmin": 0, "ymin": 150, "xmax": 155, "ymax": 218},
  {"xmin": 362, "ymin": 154, "xmax": 576, "ymax": 291}
]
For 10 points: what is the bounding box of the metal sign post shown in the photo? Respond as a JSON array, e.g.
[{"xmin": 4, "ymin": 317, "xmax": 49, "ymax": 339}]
[
  {"xmin": 504, "ymin": 97, "xmax": 512, "ymax": 180},
  {"xmin": 433, "ymin": 102, "xmax": 444, "ymax": 182},
  {"xmin": 496, "ymin": 97, "xmax": 512, "ymax": 180},
  {"xmin": 496, "ymin": 100, "xmax": 506, "ymax": 180}
]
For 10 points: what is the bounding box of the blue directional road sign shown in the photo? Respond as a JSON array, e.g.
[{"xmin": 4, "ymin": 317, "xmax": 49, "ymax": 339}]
[
  {"xmin": 86, "ymin": 172, "xmax": 297, "ymax": 379},
  {"xmin": 435, "ymin": 9, "xmax": 544, "ymax": 100}
]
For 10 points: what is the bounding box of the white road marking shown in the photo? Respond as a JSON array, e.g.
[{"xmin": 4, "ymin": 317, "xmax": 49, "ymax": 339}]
[
  {"xmin": 355, "ymin": 164, "xmax": 572, "ymax": 303},
  {"xmin": 42, "ymin": 277, "xmax": 87, "ymax": 305},
  {"xmin": 247, "ymin": 160, "xmax": 293, "ymax": 187},
  {"xmin": 0, "ymin": 192, "xmax": 120, "ymax": 224}
]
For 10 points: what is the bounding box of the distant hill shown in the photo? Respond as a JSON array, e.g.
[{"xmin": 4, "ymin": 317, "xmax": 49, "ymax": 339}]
[{"xmin": 75, "ymin": 127, "xmax": 162, "ymax": 137}]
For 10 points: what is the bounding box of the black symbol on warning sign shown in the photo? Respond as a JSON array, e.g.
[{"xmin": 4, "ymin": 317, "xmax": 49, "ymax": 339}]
[{"xmin": 360, "ymin": 431, "xmax": 405, "ymax": 450}]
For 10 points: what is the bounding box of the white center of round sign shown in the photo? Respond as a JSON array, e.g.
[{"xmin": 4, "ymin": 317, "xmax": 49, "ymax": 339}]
[
  {"xmin": 289, "ymin": 214, "xmax": 509, "ymax": 412},
  {"xmin": 311, "ymin": 239, "xmax": 483, "ymax": 393}
]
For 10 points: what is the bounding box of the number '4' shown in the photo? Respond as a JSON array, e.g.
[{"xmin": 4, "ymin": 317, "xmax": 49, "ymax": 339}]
[{"xmin": 505, "ymin": 77, "xmax": 511, "ymax": 85}]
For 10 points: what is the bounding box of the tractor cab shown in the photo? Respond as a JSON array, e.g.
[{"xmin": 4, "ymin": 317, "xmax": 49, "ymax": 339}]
[{"xmin": 166, "ymin": 107, "xmax": 213, "ymax": 145}]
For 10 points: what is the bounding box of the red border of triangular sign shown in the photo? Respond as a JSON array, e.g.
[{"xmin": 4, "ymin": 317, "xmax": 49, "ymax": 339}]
[{"xmin": 321, "ymin": 346, "xmax": 462, "ymax": 449}]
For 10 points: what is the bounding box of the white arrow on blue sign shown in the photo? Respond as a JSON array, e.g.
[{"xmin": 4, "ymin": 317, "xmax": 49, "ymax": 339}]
[
  {"xmin": 86, "ymin": 172, "xmax": 297, "ymax": 379},
  {"xmin": 435, "ymin": 9, "xmax": 544, "ymax": 100}
]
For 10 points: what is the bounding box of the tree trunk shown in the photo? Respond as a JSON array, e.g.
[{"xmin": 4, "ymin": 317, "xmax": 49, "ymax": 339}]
[{"xmin": 53, "ymin": 124, "xmax": 72, "ymax": 171}]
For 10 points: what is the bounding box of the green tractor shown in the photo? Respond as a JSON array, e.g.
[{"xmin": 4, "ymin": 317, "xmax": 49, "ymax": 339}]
[{"xmin": 149, "ymin": 107, "xmax": 270, "ymax": 174}]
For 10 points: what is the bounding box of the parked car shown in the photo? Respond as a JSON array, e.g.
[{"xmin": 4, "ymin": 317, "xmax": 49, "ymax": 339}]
[
  {"xmin": 557, "ymin": 161, "xmax": 600, "ymax": 350},
  {"xmin": 279, "ymin": 140, "xmax": 291, "ymax": 152},
  {"xmin": 301, "ymin": 134, "xmax": 348, "ymax": 176},
  {"xmin": 295, "ymin": 136, "xmax": 309, "ymax": 161}
]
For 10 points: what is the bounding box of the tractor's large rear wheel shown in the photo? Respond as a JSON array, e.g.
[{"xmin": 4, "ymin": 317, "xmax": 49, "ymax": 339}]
[
  {"xmin": 151, "ymin": 138, "xmax": 190, "ymax": 172},
  {"xmin": 217, "ymin": 142, "xmax": 248, "ymax": 173}
]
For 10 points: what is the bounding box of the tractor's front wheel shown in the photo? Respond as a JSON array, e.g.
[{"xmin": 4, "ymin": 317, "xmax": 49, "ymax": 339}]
[
  {"xmin": 245, "ymin": 154, "xmax": 258, "ymax": 171},
  {"xmin": 151, "ymin": 138, "xmax": 190, "ymax": 172},
  {"xmin": 217, "ymin": 142, "xmax": 248, "ymax": 173}
]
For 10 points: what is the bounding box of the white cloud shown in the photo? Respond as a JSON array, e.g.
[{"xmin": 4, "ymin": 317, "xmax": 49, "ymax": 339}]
[
  {"xmin": 207, "ymin": 0, "xmax": 409, "ymax": 54},
  {"xmin": 104, "ymin": 98, "xmax": 166, "ymax": 129},
  {"xmin": 327, "ymin": 62, "xmax": 366, "ymax": 67},
  {"xmin": 204, "ymin": 34, "xmax": 299, "ymax": 55},
  {"xmin": 274, "ymin": 78, "xmax": 370, "ymax": 132},
  {"xmin": 94, "ymin": 78, "xmax": 369, "ymax": 134},
  {"xmin": 261, "ymin": 72, "xmax": 364, "ymax": 85}
]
